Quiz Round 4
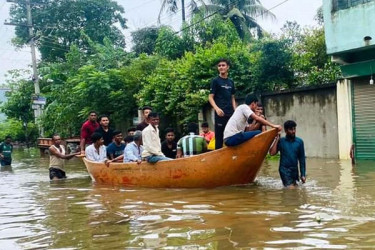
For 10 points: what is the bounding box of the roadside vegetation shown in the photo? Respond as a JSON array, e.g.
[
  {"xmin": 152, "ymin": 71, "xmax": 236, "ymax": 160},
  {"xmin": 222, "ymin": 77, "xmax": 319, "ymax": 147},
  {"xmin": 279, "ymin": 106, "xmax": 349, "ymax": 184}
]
[{"xmin": 2, "ymin": 0, "xmax": 341, "ymax": 141}]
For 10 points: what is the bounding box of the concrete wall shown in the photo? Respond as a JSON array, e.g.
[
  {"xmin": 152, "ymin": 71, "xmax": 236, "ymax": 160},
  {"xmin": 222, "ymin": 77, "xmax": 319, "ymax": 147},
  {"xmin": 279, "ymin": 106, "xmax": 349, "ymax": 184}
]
[
  {"xmin": 262, "ymin": 85, "xmax": 339, "ymax": 158},
  {"xmin": 336, "ymin": 79, "xmax": 353, "ymax": 159},
  {"xmin": 323, "ymin": 0, "xmax": 375, "ymax": 54}
]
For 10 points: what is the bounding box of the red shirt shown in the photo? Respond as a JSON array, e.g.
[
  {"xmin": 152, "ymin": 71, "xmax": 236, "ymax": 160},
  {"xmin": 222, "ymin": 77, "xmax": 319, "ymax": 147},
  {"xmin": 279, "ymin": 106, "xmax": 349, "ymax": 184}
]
[
  {"xmin": 80, "ymin": 120, "xmax": 99, "ymax": 144},
  {"xmin": 200, "ymin": 131, "xmax": 215, "ymax": 143}
]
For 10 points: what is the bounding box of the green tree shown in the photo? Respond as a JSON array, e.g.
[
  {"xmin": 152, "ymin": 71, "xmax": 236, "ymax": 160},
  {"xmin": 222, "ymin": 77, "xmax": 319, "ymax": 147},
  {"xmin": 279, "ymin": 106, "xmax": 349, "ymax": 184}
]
[
  {"xmin": 201, "ymin": 0, "xmax": 275, "ymax": 40},
  {"xmin": 131, "ymin": 27, "xmax": 161, "ymax": 55},
  {"xmin": 1, "ymin": 71, "xmax": 38, "ymax": 143},
  {"xmin": 9, "ymin": 0, "xmax": 127, "ymax": 62}
]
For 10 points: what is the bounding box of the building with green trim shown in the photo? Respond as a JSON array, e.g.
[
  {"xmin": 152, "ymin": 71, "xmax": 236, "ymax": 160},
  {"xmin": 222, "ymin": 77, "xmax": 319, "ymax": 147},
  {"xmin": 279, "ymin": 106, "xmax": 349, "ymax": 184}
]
[{"xmin": 323, "ymin": 0, "xmax": 375, "ymax": 160}]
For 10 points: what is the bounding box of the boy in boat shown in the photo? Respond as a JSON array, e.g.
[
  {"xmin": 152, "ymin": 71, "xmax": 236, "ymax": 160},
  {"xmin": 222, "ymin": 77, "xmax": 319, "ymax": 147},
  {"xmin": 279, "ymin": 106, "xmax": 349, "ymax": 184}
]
[
  {"xmin": 161, "ymin": 128, "xmax": 177, "ymax": 159},
  {"xmin": 85, "ymin": 132, "xmax": 109, "ymax": 164},
  {"xmin": 141, "ymin": 112, "xmax": 171, "ymax": 163},
  {"xmin": 136, "ymin": 106, "xmax": 153, "ymax": 131},
  {"xmin": 124, "ymin": 130, "xmax": 143, "ymax": 164},
  {"xmin": 269, "ymin": 120, "xmax": 306, "ymax": 188},
  {"xmin": 224, "ymin": 94, "xmax": 282, "ymax": 147},
  {"xmin": 106, "ymin": 130, "xmax": 125, "ymax": 161},
  {"xmin": 200, "ymin": 122, "xmax": 215, "ymax": 144},
  {"xmin": 80, "ymin": 111, "xmax": 99, "ymax": 155},
  {"xmin": 246, "ymin": 103, "xmax": 267, "ymax": 132},
  {"xmin": 177, "ymin": 123, "xmax": 207, "ymax": 158},
  {"xmin": 0, "ymin": 136, "xmax": 13, "ymax": 166},
  {"xmin": 94, "ymin": 114, "xmax": 114, "ymax": 146},
  {"xmin": 208, "ymin": 58, "xmax": 237, "ymax": 149},
  {"xmin": 49, "ymin": 134, "xmax": 80, "ymax": 180}
]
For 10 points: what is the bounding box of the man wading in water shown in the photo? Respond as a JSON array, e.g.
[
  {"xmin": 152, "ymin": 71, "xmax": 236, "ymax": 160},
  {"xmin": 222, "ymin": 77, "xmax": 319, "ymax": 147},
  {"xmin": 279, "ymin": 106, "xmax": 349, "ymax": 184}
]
[{"xmin": 49, "ymin": 134, "xmax": 80, "ymax": 180}]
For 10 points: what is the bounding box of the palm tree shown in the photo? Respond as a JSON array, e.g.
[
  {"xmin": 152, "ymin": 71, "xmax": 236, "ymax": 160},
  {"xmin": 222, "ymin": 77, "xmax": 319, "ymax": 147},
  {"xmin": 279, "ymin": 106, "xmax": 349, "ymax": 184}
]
[
  {"xmin": 158, "ymin": 0, "xmax": 206, "ymax": 24},
  {"xmin": 201, "ymin": 0, "xmax": 275, "ymax": 40}
]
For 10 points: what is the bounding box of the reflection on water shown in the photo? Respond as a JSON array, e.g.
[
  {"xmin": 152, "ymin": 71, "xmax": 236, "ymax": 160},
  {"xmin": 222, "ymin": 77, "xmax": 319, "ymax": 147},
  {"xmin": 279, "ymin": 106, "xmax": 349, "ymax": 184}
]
[{"xmin": 1, "ymin": 149, "xmax": 375, "ymax": 249}]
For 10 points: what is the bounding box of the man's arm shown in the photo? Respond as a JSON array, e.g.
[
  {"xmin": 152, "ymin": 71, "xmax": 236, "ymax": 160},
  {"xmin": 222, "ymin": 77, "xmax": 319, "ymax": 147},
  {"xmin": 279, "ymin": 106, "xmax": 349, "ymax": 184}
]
[
  {"xmin": 231, "ymin": 95, "xmax": 237, "ymax": 110},
  {"xmin": 49, "ymin": 146, "xmax": 79, "ymax": 159},
  {"xmin": 124, "ymin": 145, "xmax": 139, "ymax": 162},
  {"xmin": 208, "ymin": 94, "xmax": 224, "ymax": 117},
  {"xmin": 176, "ymin": 148, "xmax": 183, "ymax": 158},
  {"xmin": 299, "ymin": 140, "xmax": 306, "ymax": 183},
  {"xmin": 80, "ymin": 124, "xmax": 87, "ymax": 154},
  {"xmin": 269, "ymin": 134, "xmax": 280, "ymax": 156},
  {"xmin": 250, "ymin": 113, "xmax": 282, "ymax": 131},
  {"xmin": 143, "ymin": 129, "xmax": 162, "ymax": 155}
]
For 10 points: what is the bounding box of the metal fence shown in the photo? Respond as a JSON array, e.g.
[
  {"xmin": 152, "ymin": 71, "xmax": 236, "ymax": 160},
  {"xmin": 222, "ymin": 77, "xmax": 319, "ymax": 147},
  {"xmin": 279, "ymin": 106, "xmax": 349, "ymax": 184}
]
[{"xmin": 332, "ymin": 0, "xmax": 374, "ymax": 11}]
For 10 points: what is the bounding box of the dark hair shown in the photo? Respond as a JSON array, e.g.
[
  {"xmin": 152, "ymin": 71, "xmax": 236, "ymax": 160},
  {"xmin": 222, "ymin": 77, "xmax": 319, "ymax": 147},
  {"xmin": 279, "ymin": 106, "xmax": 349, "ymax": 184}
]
[
  {"xmin": 52, "ymin": 134, "xmax": 60, "ymax": 140},
  {"xmin": 88, "ymin": 110, "xmax": 97, "ymax": 115},
  {"xmin": 124, "ymin": 135, "xmax": 134, "ymax": 143},
  {"xmin": 164, "ymin": 127, "xmax": 174, "ymax": 134},
  {"xmin": 98, "ymin": 114, "xmax": 109, "ymax": 122},
  {"xmin": 148, "ymin": 112, "xmax": 159, "ymax": 118},
  {"xmin": 127, "ymin": 127, "xmax": 136, "ymax": 133},
  {"xmin": 91, "ymin": 132, "xmax": 103, "ymax": 143},
  {"xmin": 142, "ymin": 106, "xmax": 152, "ymax": 111},
  {"xmin": 201, "ymin": 122, "xmax": 209, "ymax": 128},
  {"xmin": 113, "ymin": 130, "xmax": 122, "ymax": 137},
  {"xmin": 187, "ymin": 122, "xmax": 198, "ymax": 134},
  {"xmin": 217, "ymin": 58, "xmax": 231, "ymax": 67},
  {"xmin": 257, "ymin": 103, "xmax": 263, "ymax": 108},
  {"xmin": 245, "ymin": 94, "xmax": 258, "ymax": 105},
  {"xmin": 284, "ymin": 120, "xmax": 297, "ymax": 130},
  {"xmin": 5, "ymin": 135, "xmax": 12, "ymax": 140}
]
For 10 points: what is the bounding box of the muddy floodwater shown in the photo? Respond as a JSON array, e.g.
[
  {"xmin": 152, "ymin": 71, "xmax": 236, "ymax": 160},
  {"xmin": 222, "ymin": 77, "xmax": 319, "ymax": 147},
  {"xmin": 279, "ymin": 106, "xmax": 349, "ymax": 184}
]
[{"xmin": 1, "ymin": 149, "xmax": 375, "ymax": 249}]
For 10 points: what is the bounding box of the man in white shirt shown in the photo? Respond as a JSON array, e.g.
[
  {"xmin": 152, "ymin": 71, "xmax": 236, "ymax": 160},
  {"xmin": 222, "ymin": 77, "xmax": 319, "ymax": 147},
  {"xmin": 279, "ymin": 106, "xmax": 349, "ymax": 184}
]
[
  {"xmin": 224, "ymin": 94, "xmax": 282, "ymax": 147},
  {"xmin": 85, "ymin": 132, "xmax": 108, "ymax": 163},
  {"xmin": 141, "ymin": 112, "xmax": 171, "ymax": 163},
  {"xmin": 124, "ymin": 130, "xmax": 143, "ymax": 164}
]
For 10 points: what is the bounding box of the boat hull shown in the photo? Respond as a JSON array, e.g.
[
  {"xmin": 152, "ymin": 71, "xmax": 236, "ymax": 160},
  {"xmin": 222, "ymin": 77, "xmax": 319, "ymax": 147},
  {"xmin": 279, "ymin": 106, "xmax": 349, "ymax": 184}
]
[{"xmin": 83, "ymin": 129, "xmax": 278, "ymax": 188}]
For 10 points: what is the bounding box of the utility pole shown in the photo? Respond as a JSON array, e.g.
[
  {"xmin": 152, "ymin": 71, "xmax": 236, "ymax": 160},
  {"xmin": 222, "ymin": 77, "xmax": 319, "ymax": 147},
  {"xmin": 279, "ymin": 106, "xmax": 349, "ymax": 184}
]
[{"xmin": 5, "ymin": 0, "xmax": 44, "ymax": 136}]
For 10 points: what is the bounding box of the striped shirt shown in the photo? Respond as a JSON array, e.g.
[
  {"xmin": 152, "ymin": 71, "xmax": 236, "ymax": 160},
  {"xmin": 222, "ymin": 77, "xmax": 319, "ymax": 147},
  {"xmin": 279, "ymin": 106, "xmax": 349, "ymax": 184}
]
[{"xmin": 177, "ymin": 133, "xmax": 207, "ymax": 157}]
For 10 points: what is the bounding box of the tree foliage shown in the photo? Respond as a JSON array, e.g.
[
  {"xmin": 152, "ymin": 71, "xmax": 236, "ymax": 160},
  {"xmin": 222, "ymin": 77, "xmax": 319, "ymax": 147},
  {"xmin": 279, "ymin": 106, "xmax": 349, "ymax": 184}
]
[{"xmin": 9, "ymin": 0, "xmax": 127, "ymax": 62}]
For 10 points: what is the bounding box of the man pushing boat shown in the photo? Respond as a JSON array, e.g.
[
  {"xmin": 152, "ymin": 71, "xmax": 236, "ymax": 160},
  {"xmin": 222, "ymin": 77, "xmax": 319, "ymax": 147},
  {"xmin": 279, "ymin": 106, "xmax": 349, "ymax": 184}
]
[{"xmin": 223, "ymin": 94, "xmax": 282, "ymax": 147}]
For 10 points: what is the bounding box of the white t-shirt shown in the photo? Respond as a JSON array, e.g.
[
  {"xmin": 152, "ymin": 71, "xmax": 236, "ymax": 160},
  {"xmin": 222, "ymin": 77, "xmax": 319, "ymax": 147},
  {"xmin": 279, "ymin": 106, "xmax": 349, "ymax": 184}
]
[
  {"xmin": 224, "ymin": 104, "xmax": 254, "ymax": 139},
  {"xmin": 85, "ymin": 144, "xmax": 107, "ymax": 162}
]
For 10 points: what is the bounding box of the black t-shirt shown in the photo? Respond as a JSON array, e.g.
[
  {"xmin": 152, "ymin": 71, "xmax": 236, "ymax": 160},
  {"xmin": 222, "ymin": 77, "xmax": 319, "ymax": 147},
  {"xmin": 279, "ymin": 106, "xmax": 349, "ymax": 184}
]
[
  {"xmin": 95, "ymin": 127, "xmax": 114, "ymax": 146},
  {"xmin": 210, "ymin": 76, "xmax": 236, "ymax": 115},
  {"xmin": 136, "ymin": 121, "xmax": 149, "ymax": 131},
  {"xmin": 161, "ymin": 140, "xmax": 177, "ymax": 159}
]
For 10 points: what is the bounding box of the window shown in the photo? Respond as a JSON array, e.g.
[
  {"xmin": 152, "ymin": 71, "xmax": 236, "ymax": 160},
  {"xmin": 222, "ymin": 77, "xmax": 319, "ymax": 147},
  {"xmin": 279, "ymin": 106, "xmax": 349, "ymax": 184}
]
[{"xmin": 332, "ymin": 0, "xmax": 374, "ymax": 11}]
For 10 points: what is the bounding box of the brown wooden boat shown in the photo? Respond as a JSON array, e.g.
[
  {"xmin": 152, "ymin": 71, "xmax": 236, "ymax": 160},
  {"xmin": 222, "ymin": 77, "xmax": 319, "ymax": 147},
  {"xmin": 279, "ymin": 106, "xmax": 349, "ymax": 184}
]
[{"xmin": 82, "ymin": 128, "xmax": 278, "ymax": 188}]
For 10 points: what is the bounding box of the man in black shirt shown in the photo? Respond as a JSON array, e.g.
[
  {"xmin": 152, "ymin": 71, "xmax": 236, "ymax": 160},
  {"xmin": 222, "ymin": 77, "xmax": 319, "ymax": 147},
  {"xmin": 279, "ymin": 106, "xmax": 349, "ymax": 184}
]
[
  {"xmin": 208, "ymin": 58, "xmax": 236, "ymax": 149},
  {"xmin": 136, "ymin": 106, "xmax": 153, "ymax": 131},
  {"xmin": 161, "ymin": 128, "xmax": 177, "ymax": 159},
  {"xmin": 94, "ymin": 115, "xmax": 114, "ymax": 146}
]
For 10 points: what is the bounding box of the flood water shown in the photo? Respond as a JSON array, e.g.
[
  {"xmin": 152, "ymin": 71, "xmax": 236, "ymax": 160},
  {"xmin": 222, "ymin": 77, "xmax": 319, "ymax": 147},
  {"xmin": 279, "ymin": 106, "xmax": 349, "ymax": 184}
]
[{"xmin": 1, "ymin": 149, "xmax": 375, "ymax": 249}]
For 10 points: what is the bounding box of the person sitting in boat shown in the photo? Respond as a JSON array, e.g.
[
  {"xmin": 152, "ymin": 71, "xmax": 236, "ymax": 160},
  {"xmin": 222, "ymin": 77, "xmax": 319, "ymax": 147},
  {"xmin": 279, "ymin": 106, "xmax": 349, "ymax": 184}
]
[
  {"xmin": 141, "ymin": 112, "xmax": 172, "ymax": 163},
  {"xmin": 106, "ymin": 130, "xmax": 125, "ymax": 161},
  {"xmin": 177, "ymin": 122, "xmax": 207, "ymax": 158},
  {"xmin": 85, "ymin": 132, "xmax": 109, "ymax": 164},
  {"xmin": 124, "ymin": 130, "xmax": 143, "ymax": 164},
  {"xmin": 246, "ymin": 103, "xmax": 267, "ymax": 132},
  {"xmin": 224, "ymin": 94, "xmax": 282, "ymax": 147},
  {"xmin": 161, "ymin": 128, "xmax": 177, "ymax": 159},
  {"xmin": 49, "ymin": 134, "xmax": 80, "ymax": 180},
  {"xmin": 200, "ymin": 122, "xmax": 215, "ymax": 144}
]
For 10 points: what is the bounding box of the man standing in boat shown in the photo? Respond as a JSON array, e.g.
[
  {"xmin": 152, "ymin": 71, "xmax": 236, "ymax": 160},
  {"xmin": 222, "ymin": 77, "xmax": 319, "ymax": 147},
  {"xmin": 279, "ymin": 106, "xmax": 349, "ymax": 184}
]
[
  {"xmin": 224, "ymin": 94, "xmax": 281, "ymax": 147},
  {"xmin": 136, "ymin": 106, "xmax": 153, "ymax": 131},
  {"xmin": 80, "ymin": 111, "xmax": 99, "ymax": 155},
  {"xmin": 95, "ymin": 115, "xmax": 114, "ymax": 146},
  {"xmin": 141, "ymin": 112, "xmax": 171, "ymax": 163},
  {"xmin": 49, "ymin": 134, "xmax": 80, "ymax": 180},
  {"xmin": 269, "ymin": 120, "xmax": 306, "ymax": 188},
  {"xmin": 209, "ymin": 58, "xmax": 237, "ymax": 149}
]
